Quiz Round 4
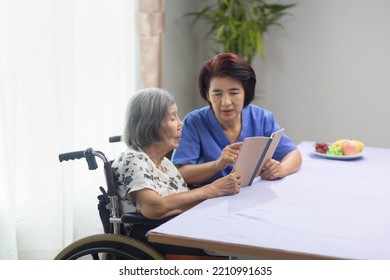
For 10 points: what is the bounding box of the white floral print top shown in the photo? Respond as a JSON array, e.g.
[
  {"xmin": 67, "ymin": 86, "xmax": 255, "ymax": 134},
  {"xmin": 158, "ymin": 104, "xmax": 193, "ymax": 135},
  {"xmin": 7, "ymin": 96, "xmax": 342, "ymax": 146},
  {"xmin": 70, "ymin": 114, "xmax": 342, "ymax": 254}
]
[{"xmin": 111, "ymin": 146, "xmax": 189, "ymax": 214}]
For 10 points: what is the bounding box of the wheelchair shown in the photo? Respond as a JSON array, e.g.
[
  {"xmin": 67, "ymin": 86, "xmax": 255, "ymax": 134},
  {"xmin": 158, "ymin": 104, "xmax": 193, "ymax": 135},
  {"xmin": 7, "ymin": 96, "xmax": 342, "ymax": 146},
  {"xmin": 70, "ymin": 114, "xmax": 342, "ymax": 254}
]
[{"xmin": 55, "ymin": 137, "xmax": 227, "ymax": 260}]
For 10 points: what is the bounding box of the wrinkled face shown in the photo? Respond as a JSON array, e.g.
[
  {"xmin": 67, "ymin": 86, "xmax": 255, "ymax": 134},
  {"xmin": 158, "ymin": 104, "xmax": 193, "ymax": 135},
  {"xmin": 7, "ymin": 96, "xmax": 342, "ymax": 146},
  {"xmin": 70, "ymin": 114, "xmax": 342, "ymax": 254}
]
[
  {"xmin": 207, "ymin": 76, "xmax": 245, "ymax": 125},
  {"xmin": 159, "ymin": 103, "xmax": 183, "ymax": 149}
]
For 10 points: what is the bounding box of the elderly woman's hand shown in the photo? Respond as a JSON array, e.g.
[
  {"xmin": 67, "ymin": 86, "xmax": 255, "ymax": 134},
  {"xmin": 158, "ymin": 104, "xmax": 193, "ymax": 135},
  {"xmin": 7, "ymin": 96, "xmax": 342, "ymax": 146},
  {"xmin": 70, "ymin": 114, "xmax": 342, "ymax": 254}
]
[
  {"xmin": 215, "ymin": 142, "xmax": 243, "ymax": 171},
  {"xmin": 209, "ymin": 170, "xmax": 241, "ymax": 196}
]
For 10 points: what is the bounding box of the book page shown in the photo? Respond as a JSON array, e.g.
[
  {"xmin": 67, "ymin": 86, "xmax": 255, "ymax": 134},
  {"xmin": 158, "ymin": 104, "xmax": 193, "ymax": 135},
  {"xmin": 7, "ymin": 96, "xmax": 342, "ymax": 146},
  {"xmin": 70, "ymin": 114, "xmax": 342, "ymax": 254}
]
[{"xmin": 233, "ymin": 128, "xmax": 284, "ymax": 187}]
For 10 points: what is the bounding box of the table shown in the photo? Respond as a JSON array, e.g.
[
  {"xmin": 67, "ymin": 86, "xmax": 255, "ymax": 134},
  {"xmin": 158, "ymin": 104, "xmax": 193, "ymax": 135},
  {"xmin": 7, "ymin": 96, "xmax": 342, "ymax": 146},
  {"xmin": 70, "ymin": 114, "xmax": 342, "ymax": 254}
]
[{"xmin": 148, "ymin": 142, "xmax": 390, "ymax": 259}]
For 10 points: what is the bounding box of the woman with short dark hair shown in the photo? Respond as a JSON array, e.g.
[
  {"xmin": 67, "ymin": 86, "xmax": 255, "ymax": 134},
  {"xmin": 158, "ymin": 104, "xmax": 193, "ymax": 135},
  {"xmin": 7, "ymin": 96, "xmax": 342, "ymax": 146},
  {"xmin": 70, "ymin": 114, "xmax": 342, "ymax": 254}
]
[{"xmin": 172, "ymin": 53, "xmax": 302, "ymax": 187}]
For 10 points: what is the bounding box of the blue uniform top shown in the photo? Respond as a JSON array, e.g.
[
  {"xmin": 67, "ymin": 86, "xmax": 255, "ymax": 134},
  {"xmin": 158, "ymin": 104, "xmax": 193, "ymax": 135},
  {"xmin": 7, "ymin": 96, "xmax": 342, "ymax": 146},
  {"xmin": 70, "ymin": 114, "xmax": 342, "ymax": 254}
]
[{"xmin": 172, "ymin": 104, "xmax": 297, "ymax": 186}]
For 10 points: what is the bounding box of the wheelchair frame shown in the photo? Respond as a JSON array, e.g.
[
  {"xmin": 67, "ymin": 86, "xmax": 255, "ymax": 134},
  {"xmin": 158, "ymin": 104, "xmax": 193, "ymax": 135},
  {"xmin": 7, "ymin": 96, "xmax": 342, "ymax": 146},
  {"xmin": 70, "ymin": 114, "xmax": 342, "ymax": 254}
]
[{"xmin": 56, "ymin": 139, "xmax": 227, "ymax": 260}]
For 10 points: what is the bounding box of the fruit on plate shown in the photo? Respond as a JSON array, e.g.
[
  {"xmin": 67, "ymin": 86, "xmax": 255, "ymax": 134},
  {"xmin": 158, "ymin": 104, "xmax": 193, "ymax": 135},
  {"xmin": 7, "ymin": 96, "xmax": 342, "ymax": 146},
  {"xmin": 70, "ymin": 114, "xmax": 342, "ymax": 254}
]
[
  {"xmin": 331, "ymin": 139, "xmax": 364, "ymax": 155},
  {"xmin": 315, "ymin": 139, "xmax": 364, "ymax": 156},
  {"xmin": 342, "ymin": 140, "xmax": 360, "ymax": 155},
  {"xmin": 332, "ymin": 139, "xmax": 347, "ymax": 148},
  {"xmin": 327, "ymin": 145, "xmax": 343, "ymax": 156},
  {"xmin": 315, "ymin": 142, "xmax": 328, "ymax": 153},
  {"xmin": 354, "ymin": 140, "xmax": 364, "ymax": 152}
]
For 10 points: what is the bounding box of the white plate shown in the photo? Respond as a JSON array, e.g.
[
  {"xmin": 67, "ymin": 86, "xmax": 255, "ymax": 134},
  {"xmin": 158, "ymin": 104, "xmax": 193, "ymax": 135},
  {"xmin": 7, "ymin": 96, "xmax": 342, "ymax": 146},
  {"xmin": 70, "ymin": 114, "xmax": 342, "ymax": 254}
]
[{"xmin": 313, "ymin": 151, "xmax": 363, "ymax": 160}]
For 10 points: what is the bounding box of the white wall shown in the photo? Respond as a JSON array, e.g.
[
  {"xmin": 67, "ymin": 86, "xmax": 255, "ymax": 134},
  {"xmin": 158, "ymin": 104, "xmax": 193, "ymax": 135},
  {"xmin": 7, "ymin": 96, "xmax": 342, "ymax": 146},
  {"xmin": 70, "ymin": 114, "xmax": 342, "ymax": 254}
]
[
  {"xmin": 254, "ymin": 0, "xmax": 390, "ymax": 148},
  {"xmin": 164, "ymin": 0, "xmax": 390, "ymax": 148},
  {"xmin": 164, "ymin": 0, "xmax": 217, "ymax": 116},
  {"xmin": 163, "ymin": 0, "xmax": 200, "ymax": 119}
]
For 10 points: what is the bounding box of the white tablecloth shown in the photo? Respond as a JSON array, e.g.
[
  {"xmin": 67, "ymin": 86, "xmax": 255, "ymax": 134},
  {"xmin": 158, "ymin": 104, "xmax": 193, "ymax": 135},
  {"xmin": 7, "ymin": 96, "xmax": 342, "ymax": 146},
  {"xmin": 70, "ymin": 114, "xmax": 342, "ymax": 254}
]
[{"xmin": 149, "ymin": 142, "xmax": 390, "ymax": 259}]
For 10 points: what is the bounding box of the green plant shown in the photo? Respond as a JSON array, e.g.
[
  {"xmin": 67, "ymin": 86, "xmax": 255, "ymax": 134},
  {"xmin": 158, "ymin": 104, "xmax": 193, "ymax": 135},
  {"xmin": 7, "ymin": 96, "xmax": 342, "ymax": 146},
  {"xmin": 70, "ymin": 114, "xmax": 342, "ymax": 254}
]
[{"xmin": 185, "ymin": 0, "xmax": 296, "ymax": 65}]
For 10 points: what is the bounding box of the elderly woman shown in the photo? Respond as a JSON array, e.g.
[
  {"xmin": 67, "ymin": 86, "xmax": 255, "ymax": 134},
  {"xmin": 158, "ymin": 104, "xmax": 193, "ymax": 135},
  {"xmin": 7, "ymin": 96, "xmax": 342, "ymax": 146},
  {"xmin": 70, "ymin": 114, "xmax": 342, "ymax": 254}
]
[
  {"xmin": 172, "ymin": 53, "xmax": 302, "ymax": 187},
  {"xmin": 112, "ymin": 88, "xmax": 241, "ymax": 220}
]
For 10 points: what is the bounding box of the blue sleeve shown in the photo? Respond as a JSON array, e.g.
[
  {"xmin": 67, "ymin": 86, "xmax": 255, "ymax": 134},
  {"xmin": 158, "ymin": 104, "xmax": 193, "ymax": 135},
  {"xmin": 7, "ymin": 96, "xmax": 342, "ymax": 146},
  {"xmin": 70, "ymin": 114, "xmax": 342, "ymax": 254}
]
[
  {"xmin": 172, "ymin": 109, "xmax": 233, "ymax": 186},
  {"xmin": 264, "ymin": 113, "xmax": 297, "ymax": 161},
  {"xmin": 246, "ymin": 105, "xmax": 296, "ymax": 161},
  {"xmin": 274, "ymin": 133, "xmax": 297, "ymax": 161}
]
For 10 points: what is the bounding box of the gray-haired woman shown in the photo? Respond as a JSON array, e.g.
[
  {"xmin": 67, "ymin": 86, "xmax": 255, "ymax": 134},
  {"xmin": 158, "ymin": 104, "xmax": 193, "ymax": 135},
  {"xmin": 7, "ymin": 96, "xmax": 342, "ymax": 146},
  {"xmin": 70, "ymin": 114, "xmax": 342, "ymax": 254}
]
[{"xmin": 112, "ymin": 88, "xmax": 241, "ymax": 221}]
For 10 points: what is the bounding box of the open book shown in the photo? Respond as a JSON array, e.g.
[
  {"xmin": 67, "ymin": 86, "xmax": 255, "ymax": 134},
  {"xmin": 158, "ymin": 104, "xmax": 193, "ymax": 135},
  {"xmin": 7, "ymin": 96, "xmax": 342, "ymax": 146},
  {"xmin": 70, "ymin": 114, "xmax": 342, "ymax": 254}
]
[{"xmin": 233, "ymin": 128, "xmax": 284, "ymax": 187}]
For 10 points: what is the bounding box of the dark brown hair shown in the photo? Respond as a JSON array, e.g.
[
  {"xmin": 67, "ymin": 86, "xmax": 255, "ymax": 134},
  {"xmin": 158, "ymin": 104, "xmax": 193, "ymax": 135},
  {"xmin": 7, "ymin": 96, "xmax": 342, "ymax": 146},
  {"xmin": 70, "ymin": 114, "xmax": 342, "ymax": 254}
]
[{"xmin": 198, "ymin": 53, "xmax": 257, "ymax": 107}]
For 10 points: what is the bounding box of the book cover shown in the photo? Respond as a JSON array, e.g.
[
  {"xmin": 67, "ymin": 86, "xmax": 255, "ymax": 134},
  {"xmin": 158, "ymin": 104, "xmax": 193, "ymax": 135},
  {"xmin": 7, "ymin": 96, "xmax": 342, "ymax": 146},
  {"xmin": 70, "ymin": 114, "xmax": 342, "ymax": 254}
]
[{"xmin": 233, "ymin": 128, "xmax": 285, "ymax": 187}]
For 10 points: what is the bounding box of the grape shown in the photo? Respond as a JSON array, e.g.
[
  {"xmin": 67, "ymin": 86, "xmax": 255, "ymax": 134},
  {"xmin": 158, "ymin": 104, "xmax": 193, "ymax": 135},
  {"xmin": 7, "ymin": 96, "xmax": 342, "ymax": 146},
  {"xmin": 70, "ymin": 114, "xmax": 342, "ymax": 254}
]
[
  {"xmin": 327, "ymin": 145, "xmax": 343, "ymax": 155},
  {"xmin": 315, "ymin": 142, "xmax": 329, "ymax": 153}
]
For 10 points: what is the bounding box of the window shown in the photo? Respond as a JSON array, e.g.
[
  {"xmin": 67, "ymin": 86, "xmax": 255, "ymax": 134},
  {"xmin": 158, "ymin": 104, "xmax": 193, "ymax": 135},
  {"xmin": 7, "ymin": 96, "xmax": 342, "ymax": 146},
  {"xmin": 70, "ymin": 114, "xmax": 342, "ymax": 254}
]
[{"xmin": 0, "ymin": 0, "xmax": 137, "ymax": 259}]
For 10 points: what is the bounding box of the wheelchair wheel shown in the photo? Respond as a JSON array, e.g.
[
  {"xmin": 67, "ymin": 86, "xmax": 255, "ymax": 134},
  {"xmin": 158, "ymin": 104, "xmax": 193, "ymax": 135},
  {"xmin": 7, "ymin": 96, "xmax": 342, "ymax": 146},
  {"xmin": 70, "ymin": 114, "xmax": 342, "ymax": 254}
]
[{"xmin": 54, "ymin": 233, "xmax": 164, "ymax": 260}]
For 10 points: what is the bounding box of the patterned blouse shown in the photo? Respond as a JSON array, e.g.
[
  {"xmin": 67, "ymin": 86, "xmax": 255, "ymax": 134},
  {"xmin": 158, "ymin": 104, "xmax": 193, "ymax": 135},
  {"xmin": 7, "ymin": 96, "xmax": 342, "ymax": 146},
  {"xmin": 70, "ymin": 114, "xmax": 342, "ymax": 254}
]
[{"xmin": 111, "ymin": 146, "xmax": 189, "ymax": 214}]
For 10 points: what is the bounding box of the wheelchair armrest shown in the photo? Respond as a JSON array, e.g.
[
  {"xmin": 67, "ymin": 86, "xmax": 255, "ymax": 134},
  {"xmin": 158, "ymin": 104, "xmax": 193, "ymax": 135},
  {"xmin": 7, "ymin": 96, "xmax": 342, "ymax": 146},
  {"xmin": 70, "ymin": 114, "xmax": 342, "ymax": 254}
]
[{"xmin": 121, "ymin": 212, "xmax": 175, "ymax": 226}]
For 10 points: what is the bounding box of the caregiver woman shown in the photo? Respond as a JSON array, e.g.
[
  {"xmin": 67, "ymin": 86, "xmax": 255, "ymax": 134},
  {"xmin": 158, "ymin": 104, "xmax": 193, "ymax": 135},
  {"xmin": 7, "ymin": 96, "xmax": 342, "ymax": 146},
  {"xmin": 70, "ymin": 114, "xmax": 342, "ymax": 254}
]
[{"xmin": 172, "ymin": 53, "xmax": 302, "ymax": 187}]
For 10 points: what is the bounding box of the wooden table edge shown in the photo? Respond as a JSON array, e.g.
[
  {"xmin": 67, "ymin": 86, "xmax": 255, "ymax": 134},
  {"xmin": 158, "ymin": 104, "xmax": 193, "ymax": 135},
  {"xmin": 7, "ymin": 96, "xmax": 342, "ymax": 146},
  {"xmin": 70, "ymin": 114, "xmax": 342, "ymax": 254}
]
[{"xmin": 148, "ymin": 232, "xmax": 341, "ymax": 260}]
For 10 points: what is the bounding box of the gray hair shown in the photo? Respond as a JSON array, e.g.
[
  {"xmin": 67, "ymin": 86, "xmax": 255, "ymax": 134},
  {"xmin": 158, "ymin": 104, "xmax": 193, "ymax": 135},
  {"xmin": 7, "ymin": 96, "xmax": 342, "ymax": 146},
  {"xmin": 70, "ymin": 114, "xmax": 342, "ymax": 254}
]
[{"xmin": 123, "ymin": 88, "xmax": 176, "ymax": 147}]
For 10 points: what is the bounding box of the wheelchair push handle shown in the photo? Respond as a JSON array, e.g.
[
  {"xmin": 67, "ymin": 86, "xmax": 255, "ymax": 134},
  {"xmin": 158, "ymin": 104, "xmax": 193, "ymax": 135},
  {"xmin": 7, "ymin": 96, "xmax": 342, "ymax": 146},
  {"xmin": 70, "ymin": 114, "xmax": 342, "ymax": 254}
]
[
  {"xmin": 58, "ymin": 150, "xmax": 85, "ymax": 162},
  {"xmin": 58, "ymin": 148, "xmax": 110, "ymax": 170},
  {"xmin": 108, "ymin": 135, "xmax": 121, "ymax": 143},
  {"xmin": 58, "ymin": 147, "xmax": 116, "ymax": 195}
]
